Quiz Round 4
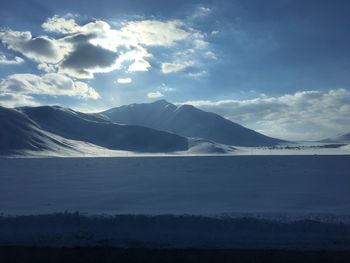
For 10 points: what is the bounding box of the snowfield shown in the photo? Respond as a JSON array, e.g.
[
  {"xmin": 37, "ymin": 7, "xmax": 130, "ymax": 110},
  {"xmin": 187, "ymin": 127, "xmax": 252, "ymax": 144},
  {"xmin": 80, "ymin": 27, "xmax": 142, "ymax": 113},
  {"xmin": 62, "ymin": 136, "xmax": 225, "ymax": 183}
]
[
  {"xmin": 1, "ymin": 155, "xmax": 350, "ymax": 249},
  {"xmin": 1, "ymin": 155, "xmax": 349, "ymax": 215}
]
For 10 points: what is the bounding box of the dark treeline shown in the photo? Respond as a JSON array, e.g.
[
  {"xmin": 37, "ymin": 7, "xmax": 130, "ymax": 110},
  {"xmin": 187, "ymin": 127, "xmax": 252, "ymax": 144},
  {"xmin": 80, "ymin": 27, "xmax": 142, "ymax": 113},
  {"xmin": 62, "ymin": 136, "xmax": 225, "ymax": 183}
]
[
  {"xmin": 1, "ymin": 247, "xmax": 350, "ymax": 263},
  {"xmin": 1, "ymin": 213, "xmax": 350, "ymax": 249}
]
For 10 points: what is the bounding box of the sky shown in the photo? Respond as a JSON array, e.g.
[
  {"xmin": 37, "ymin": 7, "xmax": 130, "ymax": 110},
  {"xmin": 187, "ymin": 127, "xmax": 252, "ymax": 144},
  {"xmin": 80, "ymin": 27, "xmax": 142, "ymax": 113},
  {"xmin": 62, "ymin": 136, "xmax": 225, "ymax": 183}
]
[{"xmin": 0, "ymin": 0, "xmax": 350, "ymax": 141}]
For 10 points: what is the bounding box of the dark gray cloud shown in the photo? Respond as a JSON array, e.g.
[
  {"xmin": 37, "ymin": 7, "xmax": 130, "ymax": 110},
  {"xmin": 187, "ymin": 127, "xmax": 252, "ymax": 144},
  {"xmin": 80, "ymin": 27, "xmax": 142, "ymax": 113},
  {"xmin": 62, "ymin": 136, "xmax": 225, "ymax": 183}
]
[
  {"xmin": 60, "ymin": 43, "xmax": 119, "ymax": 78},
  {"xmin": 23, "ymin": 37, "xmax": 59, "ymax": 59},
  {"xmin": 61, "ymin": 43, "xmax": 117, "ymax": 69},
  {"xmin": 0, "ymin": 31, "xmax": 62, "ymax": 63}
]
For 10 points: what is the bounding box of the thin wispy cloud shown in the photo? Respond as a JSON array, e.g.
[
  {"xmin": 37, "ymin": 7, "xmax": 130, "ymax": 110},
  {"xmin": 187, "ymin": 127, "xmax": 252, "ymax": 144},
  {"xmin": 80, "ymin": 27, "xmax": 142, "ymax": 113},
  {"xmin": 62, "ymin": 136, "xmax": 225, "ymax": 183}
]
[
  {"xmin": 187, "ymin": 70, "xmax": 208, "ymax": 78},
  {"xmin": 0, "ymin": 73, "xmax": 99, "ymax": 107}
]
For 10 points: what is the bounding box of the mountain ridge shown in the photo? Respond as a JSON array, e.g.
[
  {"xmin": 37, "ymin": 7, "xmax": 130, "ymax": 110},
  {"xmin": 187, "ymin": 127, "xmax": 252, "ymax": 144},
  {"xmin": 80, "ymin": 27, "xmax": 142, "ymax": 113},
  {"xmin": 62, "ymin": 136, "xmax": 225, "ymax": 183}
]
[
  {"xmin": 101, "ymin": 100, "xmax": 285, "ymax": 147},
  {"xmin": 0, "ymin": 105, "xmax": 188, "ymax": 155},
  {"xmin": 320, "ymin": 132, "xmax": 350, "ymax": 144}
]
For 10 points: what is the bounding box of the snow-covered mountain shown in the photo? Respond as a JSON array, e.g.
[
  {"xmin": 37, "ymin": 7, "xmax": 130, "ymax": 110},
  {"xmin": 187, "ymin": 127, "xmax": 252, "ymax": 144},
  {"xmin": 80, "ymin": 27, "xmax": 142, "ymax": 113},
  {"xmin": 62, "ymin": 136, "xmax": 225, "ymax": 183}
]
[
  {"xmin": 0, "ymin": 105, "xmax": 189, "ymax": 155},
  {"xmin": 0, "ymin": 106, "xmax": 71, "ymax": 155},
  {"xmin": 101, "ymin": 100, "xmax": 285, "ymax": 147},
  {"xmin": 1, "ymin": 103, "xmax": 349, "ymax": 156}
]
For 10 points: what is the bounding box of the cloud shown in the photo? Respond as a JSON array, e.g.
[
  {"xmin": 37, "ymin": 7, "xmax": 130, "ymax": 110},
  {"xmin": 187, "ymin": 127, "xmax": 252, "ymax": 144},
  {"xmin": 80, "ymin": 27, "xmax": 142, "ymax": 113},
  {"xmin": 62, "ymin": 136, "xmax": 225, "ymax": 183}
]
[
  {"xmin": 42, "ymin": 15, "xmax": 80, "ymax": 34},
  {"xmin": 0, "ymin": 93, "xmax": 38, "ymax": 107},
  {"xmin": 161, "ymin": 62, "xmax": 192, "ymax": 74},
  {"xmin": 160, "ymin": 83, "xmax": 175, "ymax": 92},
  {"xmin": 160, "ymin": 46, "xmax": 212, "ymax": 75},
  {"xmin": 0, "ymin": 73, "xmax": 100, "ymax": 107},
  {"xmin": 0, "ymin": 30, "xmax": 66, "ymax": 63},
  {"xmin": 187, "ymin": 70, "xmax": 208, "ymax": 78},
  {"xmin": 1, "ymin": 14, "xmax": 214, "ymax": 80},
  {"xmin": 59, "ymin": 42, "xmax": 119, "ymax": 79},
  {"xmin": 37, "ymin": 63, "xmax": 56, "ymax": 73},
  {"xmin": 203, "ymin": 51, "xmax": 217, "ymax": 60},
  {"xmin": 116, "ymin": 78, "xmax": 132, "ymax": 84},
  {"xmin": 119, "ymin": 19, "xmax": 211, "ymax": 74},
  {"xmin": 128, "ymin": 58, "xmax": 151, "ymax": 72},
  {"xmin": 191, "ymin": 6, "xmax": 212, "ymax": 20},
  {"xmin": 1, "ymin": 19, "xmax": 123, "ymax": 79},
  {"xmin": 120, "ymin": 20, "xmax": 190, "ymax": 46},
  {"xmin": 179, "ymin": 89, "xmax": 350, "ymax": 141},
  {"xmin": 0, "ymin": 13, "xmax": 214, "ymax": 106},
  {"xmin": 147, "ymin": 91, "xmax": 163, "ymax": 98},
  {"xmin": 193, "ymin": 39, "xmax": 208, "ymax": 49},
  {"xmin": 0, "ymin": 52, "xmax": 24, "ymax": 65}
]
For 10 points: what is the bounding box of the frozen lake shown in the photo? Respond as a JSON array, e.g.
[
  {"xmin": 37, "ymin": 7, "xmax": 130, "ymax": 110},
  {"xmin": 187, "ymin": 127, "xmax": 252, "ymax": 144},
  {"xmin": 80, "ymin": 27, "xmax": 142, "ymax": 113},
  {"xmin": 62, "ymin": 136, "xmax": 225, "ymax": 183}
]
[{"xmin": 0, "ymin": 155, "xmax": 350, "ymax": 216}]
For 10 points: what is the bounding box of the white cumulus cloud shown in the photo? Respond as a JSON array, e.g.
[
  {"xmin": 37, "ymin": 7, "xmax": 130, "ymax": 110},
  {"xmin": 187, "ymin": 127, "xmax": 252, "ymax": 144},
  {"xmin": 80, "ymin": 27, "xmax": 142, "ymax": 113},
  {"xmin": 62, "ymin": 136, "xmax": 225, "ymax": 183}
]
[
  {"xmin": 0, "ymin": 30, "xmax": 67, "ymax": 64},
  {"xmin": 161, "ymin": 62, "xmax": 192, "ymax": 74},
  {"xmin": 116, "ymin": 77, "xmax": 132, "ymax": 84},
  {"xmin": 120, "ymin": 20, "xmax": 190, "ymax": 47},
  {"xmin": 0, "ymin": 93, "xmax": 38, "ymax": 107},
  {"xmin": 128, "ymin": 58, "xmax": 151, "ymax": 72},
  {"xmin": 0, "ymin": 52, "xmax": 24, "ymax": 65},
  {"xmin": 0, "ymin": 73, "xmax": 99, "ymax": 107},
  {"xmin": 147, "ymin": 91, "xmax": 163, "ymax": 98},
  {"xmin": 42, "ymin": 15, "xmax": 81, "ymax": 34}
]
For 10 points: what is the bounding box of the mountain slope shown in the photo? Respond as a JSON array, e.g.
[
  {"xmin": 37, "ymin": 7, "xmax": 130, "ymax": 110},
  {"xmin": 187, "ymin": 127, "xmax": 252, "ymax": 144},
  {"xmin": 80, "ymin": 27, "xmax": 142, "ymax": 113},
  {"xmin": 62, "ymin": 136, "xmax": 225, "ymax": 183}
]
[
  {"xmin": 320, "ymin": 132, "xmax": 350, "ymax": 144},
  {"xmin": 0, "ymin": 106, "xmax": 74, "ymax": 155},
  {"xmin": 17, "ymin": 106, "xmax": 188, "ymax": 153},
  {"xmin": 101, "ymin": 100, "xmax": 285, "ymax": 147}
]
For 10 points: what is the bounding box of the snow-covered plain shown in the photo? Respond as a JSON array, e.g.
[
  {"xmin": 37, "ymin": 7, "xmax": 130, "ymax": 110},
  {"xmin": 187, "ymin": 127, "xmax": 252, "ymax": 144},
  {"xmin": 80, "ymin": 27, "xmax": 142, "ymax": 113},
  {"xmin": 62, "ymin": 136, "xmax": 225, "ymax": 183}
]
[
  {"xmin": 1, "ymin": 155, "xmax": 349, "ymax": 215},
  {"xmin": 1, "ymin": 155, "xmax": 350, "ymax": 248},
  {"xmin": 5, "ymin": 141, "xmax": 350, "ymax": 157}
]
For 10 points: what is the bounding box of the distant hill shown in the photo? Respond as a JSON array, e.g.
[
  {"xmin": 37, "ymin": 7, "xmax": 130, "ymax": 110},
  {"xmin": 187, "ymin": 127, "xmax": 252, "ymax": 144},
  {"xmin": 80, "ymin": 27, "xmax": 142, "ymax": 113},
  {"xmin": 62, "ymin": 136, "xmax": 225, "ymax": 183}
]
[{"xmin": 100, "ymin": 100, "xmax": 285, "ymax": 147}]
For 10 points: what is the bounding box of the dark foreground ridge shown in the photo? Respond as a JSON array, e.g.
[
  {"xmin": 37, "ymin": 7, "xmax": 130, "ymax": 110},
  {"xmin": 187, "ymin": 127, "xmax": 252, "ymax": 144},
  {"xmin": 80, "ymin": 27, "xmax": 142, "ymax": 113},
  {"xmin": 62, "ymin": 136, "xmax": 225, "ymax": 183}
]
[
  {"xmin": 1, "ymin": 247, "xmax": 350, "ymax": 263},
  {"xmin": 1, "ymin": 213, "xmax": 350, "ymax": 250}
]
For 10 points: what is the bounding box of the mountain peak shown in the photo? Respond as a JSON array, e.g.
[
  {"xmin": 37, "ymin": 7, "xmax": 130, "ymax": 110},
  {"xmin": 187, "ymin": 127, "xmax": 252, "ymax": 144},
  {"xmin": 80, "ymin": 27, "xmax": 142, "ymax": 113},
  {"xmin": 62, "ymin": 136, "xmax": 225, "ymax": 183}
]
[
  {"xmin": 177, "ymin": 104, "xmax": 195, "ymax": 110},
  {"xmin": 151, "ymin": 99, "xmax": 172, "ymax": 106},
  {"xmin": 102, "ymin": 100, "xmax": 285, "ymax": 146}
]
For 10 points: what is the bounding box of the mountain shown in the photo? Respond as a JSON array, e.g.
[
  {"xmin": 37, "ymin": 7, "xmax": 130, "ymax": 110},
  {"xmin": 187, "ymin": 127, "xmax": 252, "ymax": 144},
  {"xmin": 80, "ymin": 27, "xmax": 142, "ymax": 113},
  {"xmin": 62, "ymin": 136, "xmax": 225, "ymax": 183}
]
[
  {"xmin": 0, "ymin": 105, "xmax": 188, "ymax": 155},
  {"xmin": 19, "ymin": 105, "xmax": 189, "ymax": 152},
  {"xmin": 0, "ymin": 106, "xmax": 73, "ymax": 155},
  {"xmin": 0, "ymin": 101, "xmax": 286, "ymax": 156},
  {"xmin": 320, "ymin": 132, "xmax": 350, "ymax": 144},
  {"xmin": 100, "ymin": 100, "xmax": 285, "ymax": 147}
]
